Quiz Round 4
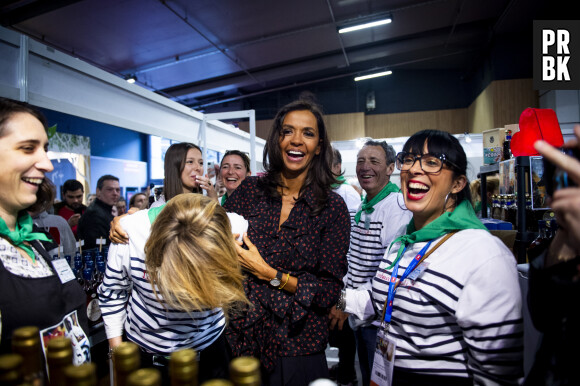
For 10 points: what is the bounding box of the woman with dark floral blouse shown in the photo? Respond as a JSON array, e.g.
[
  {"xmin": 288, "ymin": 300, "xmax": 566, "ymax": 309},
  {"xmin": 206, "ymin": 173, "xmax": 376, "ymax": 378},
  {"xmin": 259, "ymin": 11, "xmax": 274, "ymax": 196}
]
[{"xmin": 224, "ymin": 99, "xmax": 351, "ymax": 385}]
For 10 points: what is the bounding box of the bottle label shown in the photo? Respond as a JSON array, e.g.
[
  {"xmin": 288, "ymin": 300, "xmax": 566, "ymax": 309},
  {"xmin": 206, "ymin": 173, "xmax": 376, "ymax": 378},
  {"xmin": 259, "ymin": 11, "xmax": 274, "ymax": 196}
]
[
  {"xmin": 87, "ymin": 298, "xmax": 102, "ymax": 322},
  {"xmin": 39, "ymin": 310, "xmax": 91, "ymax": 366}
]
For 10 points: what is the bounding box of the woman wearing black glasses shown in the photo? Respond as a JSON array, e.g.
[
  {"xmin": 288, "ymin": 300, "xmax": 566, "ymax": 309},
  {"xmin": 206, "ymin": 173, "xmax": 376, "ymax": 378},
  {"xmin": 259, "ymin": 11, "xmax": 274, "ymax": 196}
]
[{"xmin": 338, "ymin": 130, "xmax": 523, "ymax": 385}]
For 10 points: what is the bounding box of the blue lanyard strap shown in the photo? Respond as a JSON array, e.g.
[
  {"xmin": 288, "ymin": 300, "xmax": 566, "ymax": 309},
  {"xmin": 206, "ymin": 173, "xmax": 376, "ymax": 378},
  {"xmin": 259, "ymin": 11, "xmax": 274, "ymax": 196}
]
[{"xmin": 382, "ymin": 240, "xmax": 433, "ymax": 323}]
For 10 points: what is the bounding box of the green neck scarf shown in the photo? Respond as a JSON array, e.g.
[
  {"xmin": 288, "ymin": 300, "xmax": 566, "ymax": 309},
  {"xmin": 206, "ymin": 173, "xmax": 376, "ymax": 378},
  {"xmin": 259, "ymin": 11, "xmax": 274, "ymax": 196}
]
[
  {"xmin": 220, "ymin": 193, "xmax": 228, "ymax": 206},
  {"xmin": 331, "ymin": 175, "xmax": 347, "ymax": 189},
  {"xmin": 354, "ymin": 181, "xmax": 400, "ymax": 224},
  {"xmin": 0, "ymin": 212, "xmax": 52, "ymax": 262},
  {"xmin": 386, "ymin": 199, "xmax": 487, "ymax": 269},
  {"xmin": 147, "ymin": 204, "xmax": 166, "ymax": 224}
]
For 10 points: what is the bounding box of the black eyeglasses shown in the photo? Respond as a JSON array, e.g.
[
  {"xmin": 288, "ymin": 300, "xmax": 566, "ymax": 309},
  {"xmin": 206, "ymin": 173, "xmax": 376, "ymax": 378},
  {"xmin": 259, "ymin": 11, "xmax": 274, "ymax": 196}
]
[{"xmin": 396, "ymin": 152, "xmax": 456, "ymax": 173}]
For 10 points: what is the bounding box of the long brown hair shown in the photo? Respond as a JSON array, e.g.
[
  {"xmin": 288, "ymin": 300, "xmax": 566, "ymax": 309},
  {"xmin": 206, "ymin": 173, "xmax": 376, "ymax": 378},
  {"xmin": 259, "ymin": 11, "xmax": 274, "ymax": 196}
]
[
  {"xmin": 144, "ymin": 194, "xmax": 249, "ymax": 317},
  {"xmin": 260, "ymin": 99, "xmax": 336, "ymax": 215},
  {"xmin": 163, "ymin": 142, "xmax": 202, "ymax": 201}
]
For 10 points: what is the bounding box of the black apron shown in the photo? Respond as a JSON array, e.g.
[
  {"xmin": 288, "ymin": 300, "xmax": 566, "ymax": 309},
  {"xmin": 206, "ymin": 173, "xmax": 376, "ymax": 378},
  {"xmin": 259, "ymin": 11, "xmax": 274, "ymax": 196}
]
[{"xmin": 0, "ymin": 239, "xmax": 89, "ymax": 356}]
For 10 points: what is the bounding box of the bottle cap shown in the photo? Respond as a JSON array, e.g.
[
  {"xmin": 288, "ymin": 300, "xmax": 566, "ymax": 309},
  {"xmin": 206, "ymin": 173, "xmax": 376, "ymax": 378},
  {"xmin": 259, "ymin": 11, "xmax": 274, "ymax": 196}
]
[
  {"xmin": 127, "ymin": 368, "xmax": 161, "ymax": 386},
  {"xmin": 0, "ymin": 353, "xmax": 23, "ymax": 383},
  {"xmin": 169, "ymin": 349, "xmax": 197, "ymax": 381},
  {"xmin": 47, "ymin": 337, "xmax": 73, "ymax": 365},
  {"xmin": 229, "ymin": 356, "xmax": 260, "ymax": 386},
  {"xmin": 113, "ymin": 342, "xmax": 140, "ymax": 372},
  {"xmin": 64, "ymin": 362, "xmax": 96, "ymax": 385}
]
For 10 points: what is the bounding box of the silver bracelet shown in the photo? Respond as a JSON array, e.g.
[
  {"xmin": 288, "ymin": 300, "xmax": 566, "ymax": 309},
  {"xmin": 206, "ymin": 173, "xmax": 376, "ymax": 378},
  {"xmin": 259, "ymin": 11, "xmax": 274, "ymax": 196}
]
[{"xmin": 336, "ymin": 289, "xmax": 346, "ymax": 311}]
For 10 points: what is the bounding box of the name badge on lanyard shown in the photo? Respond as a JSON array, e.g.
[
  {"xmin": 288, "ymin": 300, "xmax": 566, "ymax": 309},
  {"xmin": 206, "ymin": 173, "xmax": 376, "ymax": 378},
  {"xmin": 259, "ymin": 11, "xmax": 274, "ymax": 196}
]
[
  {"xmin": 51, "ymin": 258, "xmax": 76, "ymax": 284},
  {"xmin": 371, "ymin": 240, "xmax": 434, "ymax": 385}
]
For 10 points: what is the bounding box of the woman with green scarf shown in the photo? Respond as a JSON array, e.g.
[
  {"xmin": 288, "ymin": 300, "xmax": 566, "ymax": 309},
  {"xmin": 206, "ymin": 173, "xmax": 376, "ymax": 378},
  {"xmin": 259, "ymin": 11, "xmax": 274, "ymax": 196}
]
[
  {"xmin": 338, "ymin": 130, "xmax": 523, "ymax": 385},
  {"xmin": 0, "ymin": 98, "xmax": 90, "ymax": 363}
]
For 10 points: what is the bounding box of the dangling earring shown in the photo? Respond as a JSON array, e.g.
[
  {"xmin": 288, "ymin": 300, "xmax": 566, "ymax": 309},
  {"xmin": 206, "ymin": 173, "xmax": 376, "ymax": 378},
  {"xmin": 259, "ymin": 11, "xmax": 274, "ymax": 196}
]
[{"xmin": 443, "ymin": 191, "xmax": 456, "ymax": 213}]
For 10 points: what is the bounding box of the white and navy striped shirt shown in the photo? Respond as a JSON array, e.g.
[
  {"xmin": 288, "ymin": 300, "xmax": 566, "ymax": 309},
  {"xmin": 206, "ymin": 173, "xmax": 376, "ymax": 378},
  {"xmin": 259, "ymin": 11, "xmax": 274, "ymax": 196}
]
[
  {"xmin": 344, "ymin": 192, "xmax": 411, "ymax": 291},
  {"xmin": 345, "ymin": 229, "xmax": 524, "ymax": 384},
  {"xmin": 98, "ymin": 210, "xmax": 226, "ymax": 355}
]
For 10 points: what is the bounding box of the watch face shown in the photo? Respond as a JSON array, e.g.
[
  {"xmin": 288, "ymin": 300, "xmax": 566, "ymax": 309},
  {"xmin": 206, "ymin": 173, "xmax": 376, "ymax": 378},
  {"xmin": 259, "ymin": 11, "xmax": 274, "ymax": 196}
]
[{"xmin": 270, "ymin": 278, "xmax": 282, "ymax": 287}]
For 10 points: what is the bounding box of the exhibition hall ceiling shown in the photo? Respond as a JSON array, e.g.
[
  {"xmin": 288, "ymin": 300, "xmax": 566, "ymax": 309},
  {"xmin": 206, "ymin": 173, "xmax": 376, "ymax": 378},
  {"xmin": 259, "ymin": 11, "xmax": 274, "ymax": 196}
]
[{"xmin": 0, "ymin": 0, "xmax": 560, "ymax": 111}]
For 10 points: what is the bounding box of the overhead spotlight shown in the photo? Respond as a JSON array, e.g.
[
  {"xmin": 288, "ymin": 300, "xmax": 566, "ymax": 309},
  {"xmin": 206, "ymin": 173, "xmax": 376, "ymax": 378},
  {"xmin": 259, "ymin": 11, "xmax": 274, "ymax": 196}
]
[
  {"xmin": 464, "ymin": 132, "xmax": 472, "ymax": 143},
  {"xmin": 338, "ymin": 17, "xmax": 392, "ymax": 34},
  {"xmin": 354, "ymin": 70, "xmax": 392, "ymax": 82},
  {"xmin": 125, "ymin": 74, "xmax": 137, "ymax": 84}
]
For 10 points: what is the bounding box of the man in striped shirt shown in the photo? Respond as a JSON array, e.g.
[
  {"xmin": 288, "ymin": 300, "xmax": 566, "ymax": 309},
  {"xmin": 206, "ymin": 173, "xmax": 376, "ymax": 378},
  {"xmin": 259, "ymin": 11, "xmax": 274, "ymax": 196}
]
[{"xmin": 329, "ymin": 140, "xmax": 411, "ymax": 386}]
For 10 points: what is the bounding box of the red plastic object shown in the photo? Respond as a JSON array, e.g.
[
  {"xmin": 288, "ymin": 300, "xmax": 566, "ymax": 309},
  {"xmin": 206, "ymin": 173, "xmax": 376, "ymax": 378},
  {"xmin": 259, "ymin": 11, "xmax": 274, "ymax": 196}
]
[{"xmin": 511, "ymin": 108, "xmax": 564, "ymax": 156}]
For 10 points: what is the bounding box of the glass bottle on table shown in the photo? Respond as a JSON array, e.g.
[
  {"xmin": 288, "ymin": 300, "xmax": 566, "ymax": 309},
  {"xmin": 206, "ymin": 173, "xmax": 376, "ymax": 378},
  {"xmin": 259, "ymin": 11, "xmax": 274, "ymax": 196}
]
[
  {"xmin": 201, "ymin": 381, "xmax": 233, "ymax": 386},
  {"xmin": 503, "ymin": 129, "xmax": 512, "ymax": 160},
  {"xmin": 113, "ymin": 342, "xmax": 140, "ymax": 386},
  {"xmin": 82, "ymin": 268, "xmax": 101, "ymax": 327},
  {"xmin": 490, "ymin": 194, "xmax": 499, "ymax": 219},
  {"xmin": 46, "ymin": 337, "xmax": 73, "ymax": 386},
  {"xmin": 170, "ymin": 348, "xmax": 198, "ymax": 386},
  {"xmin": 63, "ymin": 362, "xmax": 97, "ymax": 386},
  {"xmin": 505, "ymin": 194, "xmax": 517, "ymax": 227},
  {"xmin": 229, "ymin": 357, "xmax": 260, "ymax": 386},
  {"xmin": 0, "ymin": 353, "xmax": 24, "ymax": 385},
  {"xmin": 498, "ymin": 195, "xmax": 507, "ymax": 222},
  {"xmin": 127, "ymin": 368, "xmax": 161, "ymax": 386},
  {"xmin": 11, "ymin": 326, "xmax": 45, "ymax": 386}
]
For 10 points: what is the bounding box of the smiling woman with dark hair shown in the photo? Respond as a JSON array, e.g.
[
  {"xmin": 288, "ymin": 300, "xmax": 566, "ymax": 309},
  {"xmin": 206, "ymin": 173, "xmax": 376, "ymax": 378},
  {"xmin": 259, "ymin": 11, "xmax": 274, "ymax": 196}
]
[
  {"xmin": 0, "ymin": 97, "xmax": 89, "ymax": 363},
  {"xmin": 340, "ymin": 129, "xmax": 523, "ymax": 385},
  {"xmin": 224, "ymin": 99, "xmax": 351, "ymax": 385}
]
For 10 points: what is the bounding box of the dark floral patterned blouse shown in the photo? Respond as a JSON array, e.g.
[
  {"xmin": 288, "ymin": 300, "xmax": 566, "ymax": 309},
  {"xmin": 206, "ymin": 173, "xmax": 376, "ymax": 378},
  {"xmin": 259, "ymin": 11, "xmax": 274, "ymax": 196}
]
[{"xmin": 224, "ymin": 176, "xmax": 350, "ymax": 370}]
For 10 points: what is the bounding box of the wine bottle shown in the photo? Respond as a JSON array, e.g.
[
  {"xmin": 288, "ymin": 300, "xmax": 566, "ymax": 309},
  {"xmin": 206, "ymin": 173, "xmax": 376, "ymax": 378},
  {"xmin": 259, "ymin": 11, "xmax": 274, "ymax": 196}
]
[
  {"xmin": 126, "ymin": 368, "xmax": 161, "ymax": 386},
  {"xmin": 200, "ymin": 380, "xmax": 233, "ymax": 386},
  {"xmin": 0, "ymin": 353, "xmax": 24, "ymax": 385},
  {"xmin": 46, "ymin": 337, "xmax": 73, "ymax": 386},
  {"xmin": 503, "ymin": 130, "xmax": 512, "ymax": 160},
  {"xmin": 63, "ymin": 362, "xmax": 96, "ymax": 386},
  {"xmin": 11, "ymin": 326, "xmax": 45, "ymax": 386},
  {"xmin": 229, "ymin": 357, "xmax": 260, "ymax": 386},
  {"xmin": 170, "ymin": 348, "xmax": 198, "ymax": 386},
  {"xmin": 113, "ymin": 342, "xmax": 140, "ymax": 386},
  {"xmin": 82, "ymin": 268, "xmax": 101, "ymax": 327}
]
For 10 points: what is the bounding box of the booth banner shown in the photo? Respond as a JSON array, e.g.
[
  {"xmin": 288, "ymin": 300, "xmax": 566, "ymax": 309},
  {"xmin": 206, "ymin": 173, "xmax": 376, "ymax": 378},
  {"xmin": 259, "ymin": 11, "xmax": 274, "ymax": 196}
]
[{"xmin": 48, "ymin": 132, "xmax": 91, "ymax": 155}]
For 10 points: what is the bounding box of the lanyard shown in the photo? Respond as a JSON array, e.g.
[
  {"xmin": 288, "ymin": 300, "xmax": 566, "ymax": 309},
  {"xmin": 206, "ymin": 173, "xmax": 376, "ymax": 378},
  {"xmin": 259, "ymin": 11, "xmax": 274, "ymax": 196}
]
[{"xmin": 382, "ymin": 240, "xmax": 433, "ymax": 324}]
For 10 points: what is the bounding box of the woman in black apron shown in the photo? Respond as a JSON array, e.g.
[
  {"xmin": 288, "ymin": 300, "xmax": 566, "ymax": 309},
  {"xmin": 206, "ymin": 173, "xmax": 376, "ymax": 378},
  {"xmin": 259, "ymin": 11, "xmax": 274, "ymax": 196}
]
[{"xmin": 0, "ymin": 97, "xmax": 89, "ymax": 364}]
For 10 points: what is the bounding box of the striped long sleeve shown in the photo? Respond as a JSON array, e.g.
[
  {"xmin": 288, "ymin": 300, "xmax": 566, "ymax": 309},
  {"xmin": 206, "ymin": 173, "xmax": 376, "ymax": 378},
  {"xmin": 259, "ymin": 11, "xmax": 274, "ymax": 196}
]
[
  {"xmin": 369, "ymin": 229, "xmax": 523, "ymax": 384},
  {"xmin": 98, "ymin": 210, "xmax": 226, "ymax": 354}
]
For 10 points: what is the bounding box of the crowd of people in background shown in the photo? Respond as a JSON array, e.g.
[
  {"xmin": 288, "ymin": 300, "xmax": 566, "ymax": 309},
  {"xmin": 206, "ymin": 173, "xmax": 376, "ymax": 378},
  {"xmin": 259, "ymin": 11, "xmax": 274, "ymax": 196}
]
[{"xmin": 1, "ymin": 95, "xmax": 580, "ymax": 386}]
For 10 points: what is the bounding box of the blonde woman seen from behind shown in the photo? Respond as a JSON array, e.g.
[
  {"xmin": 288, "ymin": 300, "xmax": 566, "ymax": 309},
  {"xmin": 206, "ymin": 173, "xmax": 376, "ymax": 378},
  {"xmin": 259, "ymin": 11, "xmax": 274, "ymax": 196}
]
[{"xmin": 99, "ymin": 194, "xmax": 248, "ymax": 384}]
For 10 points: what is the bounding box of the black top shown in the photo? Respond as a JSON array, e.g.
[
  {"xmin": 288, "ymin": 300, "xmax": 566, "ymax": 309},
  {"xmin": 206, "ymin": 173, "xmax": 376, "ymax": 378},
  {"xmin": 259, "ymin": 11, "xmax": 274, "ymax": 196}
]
[
  {"xmin": 77, "ymin": 198, "xmax": 113, "ymax": 250},
  {"xmin": 0, "ymin": 240, "xmax": 89, "ymax": 357},
  {"xmin": 525, "ymin": 252, "xmax": 580, "ymax": 385},
  {"xmin": 224, "ymin": 177, "xmax": 350, "ymax": 370}
]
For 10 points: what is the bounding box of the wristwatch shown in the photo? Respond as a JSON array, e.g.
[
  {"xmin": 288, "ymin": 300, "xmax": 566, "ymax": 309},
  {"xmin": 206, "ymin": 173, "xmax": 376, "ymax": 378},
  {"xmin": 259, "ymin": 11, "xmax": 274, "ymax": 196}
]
[
  {"xmin": 269, "ymin": 270, "xmax": 283, "ymax": 287},
  {"xmin": 336, "ymin": 290, "xmax": 346, "ymax": 311}
]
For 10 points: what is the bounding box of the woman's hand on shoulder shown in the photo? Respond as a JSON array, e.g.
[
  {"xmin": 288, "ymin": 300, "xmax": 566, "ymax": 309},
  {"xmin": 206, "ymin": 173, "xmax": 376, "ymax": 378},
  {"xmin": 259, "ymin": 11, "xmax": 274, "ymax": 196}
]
[{"xmin": 109, "ymin": 213, "xmax": 130, "ymax": 244}]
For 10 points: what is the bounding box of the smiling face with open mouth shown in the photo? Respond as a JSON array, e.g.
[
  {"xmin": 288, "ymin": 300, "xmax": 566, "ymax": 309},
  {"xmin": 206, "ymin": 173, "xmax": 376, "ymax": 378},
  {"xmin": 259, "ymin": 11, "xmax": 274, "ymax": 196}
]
[
  {"xmin": 0, "ymin": 112, "xmax": 53, "ymax": 219},
  {"xmin": 400, "ymin": 142, "xmax": 466, "ymax": 229},
  {"xmin": 356, "ymin": 145, "xmax": 394, "ymax": 201},
  {"xmin": 220, "ymin": 154, "xmax": 250, "ymax": 195},
  {"xmin": 278, "ymin": 110, "xmax": 321, "ymax": 179}
]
